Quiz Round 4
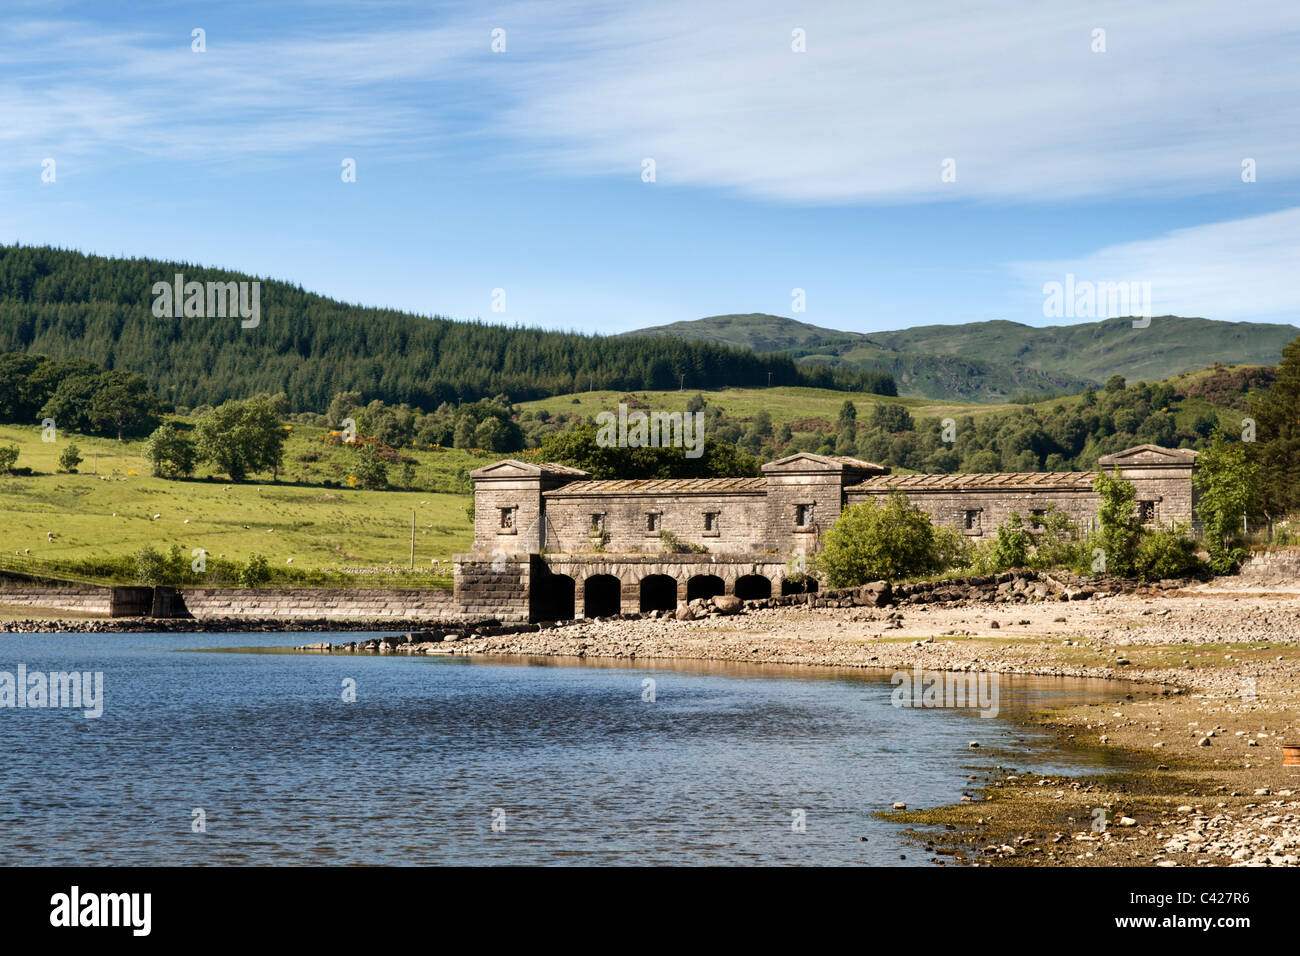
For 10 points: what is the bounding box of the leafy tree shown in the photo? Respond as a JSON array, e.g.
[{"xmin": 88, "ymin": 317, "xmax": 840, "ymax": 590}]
[
  {"xmin": 327, "ymin": 390, "xmax": 363, "ymax": 428},
  {"xmin": 1250, "ymin": 335, "xmax": 1300, "ymax": 518},
  {"xmin": 1194, "ymin": 430, "xmax": 1257, "ymax": 573},
  {"xmin": 871, "ymin": 404, "xmax": 914, "ymax": 433},
  {"xmin": 540, "ymin": 423, "xmax": 760, "ymax": 479},
  {"xmin": 194, "ymin": 398, "xmax": 286, "ymax": 482},
  {"xmin": 1093, "ymin": 469, "xmax": 1142, "ymax": 577},
  {"xmin": 87, "ymin": 370, "xmax": 161, "ymax": 439},
  {"xmin": 352, "ymin": 445, "xmax": 389, "ymax": 489},
  {"xmin": 0, "ymin": 444, "xmax": 18, "ymax": 473},
  {"xmin": 57, "ymin": 443, "xmax": 82, "ymax": 473},
  {"xmin": 818, "ymin": 492, "xmax": 943, "ymax": 586},
  {"xmin": 145, "ymin": 425, "xmax": 197, "ymax": 478}
]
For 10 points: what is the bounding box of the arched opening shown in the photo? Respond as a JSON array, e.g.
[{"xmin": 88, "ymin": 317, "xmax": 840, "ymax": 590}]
[
  {"xmin": 686, "ymin": 574, "xmax": 725, "ymax": 602},
  {"xmin": 530, "ymin": 572, "xmax": 575, "ymax": 622},
  {"xmin": 639, "ymin": 574, "xmax": 678, "ymax": 613},
  {"xmin": 781, "ymin": 575, "xmax": 819, "ymax": 595},
  {"xmin": 734, "ymin": 574, "xmax": 772, "ymax": 601},
  {"xmin": 583, "ymin": 574, "xmax": 621, "ymax": 618}
]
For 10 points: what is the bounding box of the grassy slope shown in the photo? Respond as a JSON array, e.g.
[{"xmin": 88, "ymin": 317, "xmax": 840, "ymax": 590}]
[
  {"xmin": 520, "ymin": 386, "xmax": 1023, "ymax": 426},
  {"xmin": 0, "ymin": 367, "xmax": 1261, "ymax": 575},
  {"xmin": 624, "ymin": 313, "xmax": 866, "ymax": 352},
  {"xmin": 626, "ymin": 313, "xmax": 1296, "ymax": 401},
  {"xmin": 0, "ymin": 423, "xmax": 476, "ymax": 574},
  {"xmin": 869, "ymin": 316, "xmax": 1298, "ymax": 385}
]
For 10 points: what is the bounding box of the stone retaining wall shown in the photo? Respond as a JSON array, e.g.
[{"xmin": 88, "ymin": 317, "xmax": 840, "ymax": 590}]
[
  {"xmin": 0, "ymin": 579, "xmax": 457, "ymax": 621},
  {"xmin": 1239, "ymin": 549, "xmax": 1300, "ymax": 584},
  {"xmin": 180, "ymin": 588, "xmax": 455, "ymax": 620},
  {"xmin": 0, "ymin": 583, "xmax": 112, "ymax": 615}
]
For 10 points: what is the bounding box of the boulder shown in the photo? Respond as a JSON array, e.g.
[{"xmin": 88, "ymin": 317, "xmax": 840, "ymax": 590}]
[
  {"xmin": 713, "ymin": 595, "xmax": 743, "ymax": 615},
  {"xmin": 674, "ymin": 601, "xmax": 696, "ymax": 621}
]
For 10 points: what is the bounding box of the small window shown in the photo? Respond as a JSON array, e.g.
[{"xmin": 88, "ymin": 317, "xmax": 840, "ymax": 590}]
[
  {"xmin": 703, "ymin": 511, "xmax": 719, "ymax": 533},
  {"xmin": 1137, "ymin": 500, "xmax": 1156, "ymax": 523},
  {"xmin": 1029, "ymin": 509, "xmax": 1045, "ymax": 530},
  {"xmin": 499, "ymin": 507, "xmax": 516, "ymax": 530},
  {"xmin": 795, "ymin": 503, "xmax": 814, "ymax": 528},
  {"xmin": 646, "ymin": 512, "xmax": 660, "ymax": 532},
  {"xmin": 964, "ymin": 510, "xmax": 980, "ymax": 531},
  {"xmin": 591, "ymin": 513, "xmax": 606, "ymax": 532}
]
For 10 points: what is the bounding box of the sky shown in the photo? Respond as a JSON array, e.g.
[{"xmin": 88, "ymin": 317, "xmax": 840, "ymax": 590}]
[{"xmin": 3, "ymin": 0, "xmax": 1299, "ymax": 335}]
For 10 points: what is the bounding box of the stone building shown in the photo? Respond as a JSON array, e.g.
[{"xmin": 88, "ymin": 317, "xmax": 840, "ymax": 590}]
[{"xmin": 454, "ymin": 443, "xmax": 1198, "ymax": 622}]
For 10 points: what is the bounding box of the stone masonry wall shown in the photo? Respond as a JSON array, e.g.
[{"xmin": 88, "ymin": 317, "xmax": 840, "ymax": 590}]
[
  {"xmin": 0, "ymin": 584, "xmax": 112, "ymax": 615},
  {"xmin": 452, "ymin": 555, "xmax": 531, "ymax": 622},
  {"xmin": 542, "ymin": 491, "xmax": 769, "ymax": 555},
  {"xmin": 180, "ymin": 588, "xmax": 455, "ymax": 620},
  {"xmin": 846, "ymin": 486, "xmax": 1099, "ymax": 539}
]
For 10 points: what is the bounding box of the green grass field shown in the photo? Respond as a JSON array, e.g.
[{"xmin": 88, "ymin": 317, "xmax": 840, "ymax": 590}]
[
  {"xmin": 0, "ymin": 422, "xmax": 479, "ymax": 580},
  {"xmin": 0, "ymin": 372, "xmax": 1258, "ymax": 585},
  {"xmin": 519, "ymin": 385, "xmax": 1027, "ymax": 426}
]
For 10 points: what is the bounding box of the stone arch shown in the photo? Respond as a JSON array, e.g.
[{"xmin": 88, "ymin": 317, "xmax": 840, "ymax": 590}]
[
  {"xmin": 734, "ymin": 574, "xmax": 772, "ymax": 601},
  {"xmin": 639, "ymin": 574, "xmax": 678, "ymax": 613},
  {"xmin": 530, "ymin": 572, "xmax": 575, "ymax": 622},
  {"xmin": 583, "ymin": 573, "xmax": 622, "ymax": 618},
  {"xmin": 781, "ymin": 575, "xmax": 819, "ymax": 595},
  {"xmin": 686, "ymin": 574, "xmax": 725, "ymax": 602}
]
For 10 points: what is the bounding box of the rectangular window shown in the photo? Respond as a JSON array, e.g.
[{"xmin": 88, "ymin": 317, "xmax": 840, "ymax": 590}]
[
  {"xmin": 1030, "ymin": 509, "xmax": 1045, "ymax": 530},
  {"xmin": 646, "ymin": 512, "xmax": 660, "ymax": 532},
  {"xmin": 498, "ymin": 507, "xmax": 516, "ymax": 530},
  {"xmin": 795, "ymin": 503, "xmax": 813, "ymax": 528},
  {"xmin": 591, "ymin": 513, "xmax": 606, "ymax": 532},
  {"xmin": 1137, "ymin": 500, "xmax": 1156, "ymax": 523},
  {"xmin": 703, "ymin": 511, "xmax": 719, "ymax": 533},
  {"xmin": 964, "ymin": 510, "xmax": 980, "ymax": 531}
]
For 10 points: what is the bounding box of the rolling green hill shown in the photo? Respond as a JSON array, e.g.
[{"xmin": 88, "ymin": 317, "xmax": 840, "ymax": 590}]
[
  {"xmin": 629, "ymin": 313, "xmax": 1298, "ymax": 402},
  {"xmin": 0, "ymin": 246, "xmax": 887, "ymax": 415}
]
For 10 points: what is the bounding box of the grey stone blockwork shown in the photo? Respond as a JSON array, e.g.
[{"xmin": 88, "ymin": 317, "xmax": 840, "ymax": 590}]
[{"xmin": 454, "ymin": 445, "xmax": 1198, "ymax": 622}]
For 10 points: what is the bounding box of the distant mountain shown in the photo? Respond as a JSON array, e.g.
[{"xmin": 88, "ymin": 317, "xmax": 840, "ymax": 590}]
[
  {"xmin": 628, "ymin": 313, "xmax": 866, "ymax": 353},
  {"xmin": 628, "ymin": 313, "xmax": 1299, "ymax": 401}
]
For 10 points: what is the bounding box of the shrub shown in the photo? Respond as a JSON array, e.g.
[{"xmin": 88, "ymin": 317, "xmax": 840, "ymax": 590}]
[
  {"xmin": 1029, "ymin": 506, "xmax": 1087, "ymax": 571},
  {"xmin": 57, "ymin": 443, "xmax": 83, "ymax": 473},
  {"xmin": 134, "ymin": 546, "xmax": 168, "ymax": 585},
  {"xmin": 238, "ymin": 553, "xmax": 272, "ymax": 588},
  {"xmin": 0, "ymin": 444, "xmax": 18, "ymax": 473},
  {"xmin": 659, "ymin": 530, "xmax": 706, "ymax": 554},
  {"xmin": 989, "ymin": 512, "xmax": 1031, "ymax": 571},
  {"xmin": 818, "ymin": 491, "xmax": 943, "ymax": 586},
  {"xmin": 1132, "ymin": 525, "xmax": 1204, "ymax": 582}
]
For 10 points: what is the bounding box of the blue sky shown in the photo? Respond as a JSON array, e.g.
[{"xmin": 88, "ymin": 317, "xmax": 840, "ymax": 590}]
[{"xmin": 4, "ymin": 0, "xmax": 1299, "ymax": 335}]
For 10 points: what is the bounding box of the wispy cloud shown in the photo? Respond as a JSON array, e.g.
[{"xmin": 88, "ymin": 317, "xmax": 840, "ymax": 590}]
[
  {"xmin": 4, "ymin": 0, "xmax": 1300, "ymax": 202},
  {"xmin": 1009, "ymin": 208, "xmax": 1300, "ymax": 323}
]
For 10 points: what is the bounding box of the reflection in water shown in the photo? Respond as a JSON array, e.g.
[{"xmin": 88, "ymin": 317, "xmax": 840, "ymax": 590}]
[{"xmin": 0, "ymin": 632, "xmax": 1140, "ymax": 865}]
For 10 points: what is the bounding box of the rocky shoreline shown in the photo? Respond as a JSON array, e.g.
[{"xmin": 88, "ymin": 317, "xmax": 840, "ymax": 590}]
[{"xmin": 292, "ymin": 572, "xmax": 1300, "ymax": 868}]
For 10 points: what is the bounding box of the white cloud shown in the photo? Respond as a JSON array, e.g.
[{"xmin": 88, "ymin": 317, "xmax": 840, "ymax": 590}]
[
  {"xmin": 1010, "ymin": 208, "xmax": 1300, "ymax": 323},
  {"xmin": 3, "ymin": 1, "xmax": 1300, "ymax": 201}
]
